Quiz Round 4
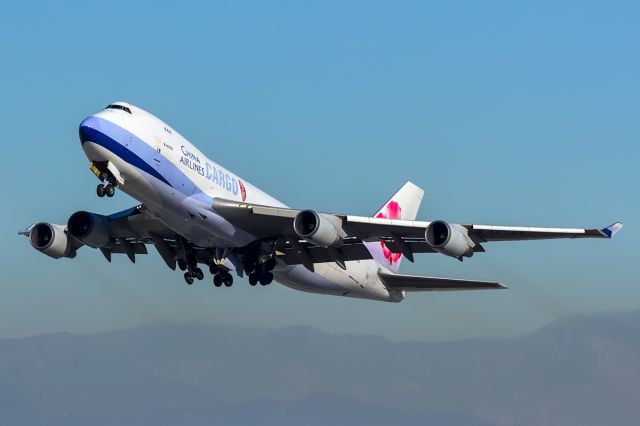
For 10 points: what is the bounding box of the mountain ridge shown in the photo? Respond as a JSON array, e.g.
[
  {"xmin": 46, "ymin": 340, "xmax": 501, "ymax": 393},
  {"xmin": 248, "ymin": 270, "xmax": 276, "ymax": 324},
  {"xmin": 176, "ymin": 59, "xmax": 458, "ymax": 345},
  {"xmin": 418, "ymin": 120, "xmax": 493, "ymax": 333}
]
[{"xmin": 1, "ymin": 310, "xmax": 639, "ymax": 425}]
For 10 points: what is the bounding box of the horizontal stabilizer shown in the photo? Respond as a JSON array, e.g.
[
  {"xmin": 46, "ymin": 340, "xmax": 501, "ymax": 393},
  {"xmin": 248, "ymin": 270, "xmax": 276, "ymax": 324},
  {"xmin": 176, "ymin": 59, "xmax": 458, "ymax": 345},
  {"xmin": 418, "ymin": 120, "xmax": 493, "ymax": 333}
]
[{"xmin": 379, "ymin": 271, "xmax": 506, "ymax": 292}]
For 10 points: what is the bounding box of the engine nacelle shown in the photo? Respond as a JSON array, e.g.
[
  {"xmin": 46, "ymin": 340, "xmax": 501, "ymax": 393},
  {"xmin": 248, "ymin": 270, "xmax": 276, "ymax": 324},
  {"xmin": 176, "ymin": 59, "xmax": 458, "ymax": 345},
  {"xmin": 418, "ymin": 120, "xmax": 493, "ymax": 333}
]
[
  {"xmin": 425, "ymin": 220, "xmax": 475, "ymax": 259},
  {"xmin": 67, "ymin": 211, "xmax": 111, "ymax": 248},
  {"xmin": 29, "ymin": 223, "xmax": 74, "ymax": 259},
  {"xmin": 293, "ymin": 210, "xmax": 344, "ymax": 247}
]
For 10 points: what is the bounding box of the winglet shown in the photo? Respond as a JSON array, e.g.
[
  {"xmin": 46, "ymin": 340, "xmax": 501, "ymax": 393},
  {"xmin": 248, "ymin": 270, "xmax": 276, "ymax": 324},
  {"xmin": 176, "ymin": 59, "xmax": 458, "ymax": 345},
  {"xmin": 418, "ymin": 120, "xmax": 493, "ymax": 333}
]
[{"xmin": 600, "ymin": 222, "xmax": 624, "ymax": 238}]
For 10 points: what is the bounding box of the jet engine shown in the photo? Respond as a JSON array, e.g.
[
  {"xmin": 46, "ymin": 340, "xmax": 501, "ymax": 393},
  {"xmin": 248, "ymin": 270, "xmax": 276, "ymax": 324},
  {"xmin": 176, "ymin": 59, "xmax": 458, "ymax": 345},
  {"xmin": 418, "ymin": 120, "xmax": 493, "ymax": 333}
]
[
  {"xmin": 293, "ymin": 210, "xmax": 344, "ymax": 247},
  {"xmin": 29, "ymin": 223, "xmax": 74, "ymax": 259},
  {"xmin": 67, "ymin": 211, "xmax": 111, "ymax": 248},
  {"xmin": 425, "ymin": 220, "xmax": 475, "ymax": 259}
]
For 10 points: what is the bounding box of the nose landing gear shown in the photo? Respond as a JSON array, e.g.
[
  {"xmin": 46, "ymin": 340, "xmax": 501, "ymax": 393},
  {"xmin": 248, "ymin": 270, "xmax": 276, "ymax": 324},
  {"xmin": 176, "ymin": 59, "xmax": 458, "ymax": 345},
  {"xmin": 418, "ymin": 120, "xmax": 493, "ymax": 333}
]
[
  {"xmin": 96, "ymin": 183, "xmax": 116, "ymax": 198},
  {"xmin": 91, "ymin": 162, "xmax": 119, "ymax": 198}
]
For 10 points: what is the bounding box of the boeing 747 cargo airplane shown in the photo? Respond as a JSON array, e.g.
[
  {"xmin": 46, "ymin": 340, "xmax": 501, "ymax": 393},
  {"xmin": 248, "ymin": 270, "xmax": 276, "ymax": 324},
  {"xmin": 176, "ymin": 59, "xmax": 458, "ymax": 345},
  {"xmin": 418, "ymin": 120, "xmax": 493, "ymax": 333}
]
[{"xmin": 20, "ymin": 102, "xmax": 623, "ymax": 302}]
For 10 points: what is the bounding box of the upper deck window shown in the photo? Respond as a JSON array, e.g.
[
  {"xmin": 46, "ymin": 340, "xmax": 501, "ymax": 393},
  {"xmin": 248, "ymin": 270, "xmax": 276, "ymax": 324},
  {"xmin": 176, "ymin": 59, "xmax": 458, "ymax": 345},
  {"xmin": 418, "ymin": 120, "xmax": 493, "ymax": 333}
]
[{"xmin": 105, "ymin": 104, "xmax": 132, "ymax": 114}]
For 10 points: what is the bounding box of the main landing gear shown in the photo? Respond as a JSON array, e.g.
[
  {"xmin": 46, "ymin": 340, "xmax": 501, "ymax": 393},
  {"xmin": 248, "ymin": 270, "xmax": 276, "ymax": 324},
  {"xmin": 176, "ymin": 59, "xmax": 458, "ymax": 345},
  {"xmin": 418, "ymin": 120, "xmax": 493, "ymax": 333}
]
[
  {"xmin": 178, "ymin": 256, "xmax": 234, "ymax": 288},
  {"xmin": 178, "ymin": 253, "xmax": 204, "ymax": 285},
  {"xmin": 248, "ymin": 257, "xmax": 275, "ymax": 286},
  {"xmin": 183, "ymin": 267, "xmax": 204, "ymax": 285},
  {"xmin": 210, "ymin": 263, "xmax": 233, "ymax": 287},
  {"xmin": 96, "ymin": 183, "xmax": 116, "ymax": 198},
  {"xmin": 176, "ymin": 245, "xmax": 278, "ymax": 289}
]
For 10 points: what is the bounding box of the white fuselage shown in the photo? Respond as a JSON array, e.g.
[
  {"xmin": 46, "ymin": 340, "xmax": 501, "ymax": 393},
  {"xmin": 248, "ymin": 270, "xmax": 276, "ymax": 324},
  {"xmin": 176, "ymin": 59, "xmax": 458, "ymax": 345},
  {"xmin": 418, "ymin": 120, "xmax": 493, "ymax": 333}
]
[{"xmin": 79, "ymin": 103, "xmax": 403, "ymax": 302}]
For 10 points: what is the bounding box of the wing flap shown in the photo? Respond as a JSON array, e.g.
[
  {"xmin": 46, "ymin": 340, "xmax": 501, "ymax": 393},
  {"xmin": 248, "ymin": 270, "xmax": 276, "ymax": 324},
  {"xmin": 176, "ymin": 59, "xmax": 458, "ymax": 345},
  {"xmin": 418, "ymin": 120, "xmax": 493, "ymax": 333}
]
[
  {"xmin": 278, "ymin": 242, "xmax": 373, "ymax": 265},
  {"xmin": 211, "ymin": 198, "xmax": 297, "ymax": 238},
  {"xmin": 467, "ymin": 224, "xmax": 609, "ymax": 242},
  {"xmin": 342, "ymin": 216, "xmax": 430, "ymax": 241},
  {"xmin": 379, "ymin": 271, "xmax": 506, "ymax": 292}
]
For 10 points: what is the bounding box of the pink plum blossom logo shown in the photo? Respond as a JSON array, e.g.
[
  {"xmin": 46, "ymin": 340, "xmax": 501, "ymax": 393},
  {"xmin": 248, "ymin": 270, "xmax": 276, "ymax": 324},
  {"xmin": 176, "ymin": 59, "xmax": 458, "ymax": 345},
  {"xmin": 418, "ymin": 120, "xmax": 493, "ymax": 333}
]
[
  {"xmin": 239, "ymin": 180, "xmax": 247, "ymax": 201},
  {"xmin": 376, "ymin": 201, "xmax": 402, "ymax": 265}
]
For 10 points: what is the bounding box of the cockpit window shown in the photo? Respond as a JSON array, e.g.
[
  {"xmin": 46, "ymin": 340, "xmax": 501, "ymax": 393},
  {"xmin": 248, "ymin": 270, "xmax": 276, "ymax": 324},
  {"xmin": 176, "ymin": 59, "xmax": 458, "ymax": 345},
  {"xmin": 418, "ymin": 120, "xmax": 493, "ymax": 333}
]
[{"xmin": 105, "ymin": 104, "xmax": 132, "ymax": 114}]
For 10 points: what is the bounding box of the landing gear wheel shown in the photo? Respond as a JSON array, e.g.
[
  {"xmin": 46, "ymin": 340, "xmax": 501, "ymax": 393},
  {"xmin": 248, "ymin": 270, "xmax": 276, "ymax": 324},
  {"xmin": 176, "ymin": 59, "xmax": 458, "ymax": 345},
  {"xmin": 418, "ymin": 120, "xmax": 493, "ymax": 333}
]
[
  {"xmin": 223, "ymin": 274, "xmax": 233, "ymax": 287},
  {"xmin": 194, "ymin": 268, "xmax": 204, "ymax": 281},
  {"xmin": 177, "ymin": 259, "xmax": 187, "ymax": 271},
  {"xmin": 260, "ymin": 272, "xmax": 273, "ymax": 286},
  {"xmin": 248, "ymin": 274, "xmax": 258, "ymax": 286},
  {"xmin": 209, "ymin": 263, "xmax": 219, "ymax": 275},
  {"xmin": 96, "ymin": 184, "xmax": 106, "ymax": 197},
  {"xmin": 186, "ymin": 254, "xmax": 197, "ymax": 270},
  {"xmin": 256, "ymin": 263, "xmax": 267, "ymax": 277},
  {"xmin": 265, "ymin": 257, "xmax": 276, "ymax": 271},
  {"xmin": 184, "ymin": 272, "xmax": 194, "ymax": 285},
  {"xmin": 213, "ymin": 274, "xmax": 223, "ymax": 287},
  {"xmin": 105, "ymin": 184, "xmax": 115, "ymax": 197}
]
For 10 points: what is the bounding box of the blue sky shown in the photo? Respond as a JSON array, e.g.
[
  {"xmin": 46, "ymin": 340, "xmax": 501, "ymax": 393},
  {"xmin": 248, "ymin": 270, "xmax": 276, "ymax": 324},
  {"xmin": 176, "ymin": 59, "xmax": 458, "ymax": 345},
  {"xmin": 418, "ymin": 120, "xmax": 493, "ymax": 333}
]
[{"xmin": 0, "ymin": 0, "xmax": 637, "ymax": 340}]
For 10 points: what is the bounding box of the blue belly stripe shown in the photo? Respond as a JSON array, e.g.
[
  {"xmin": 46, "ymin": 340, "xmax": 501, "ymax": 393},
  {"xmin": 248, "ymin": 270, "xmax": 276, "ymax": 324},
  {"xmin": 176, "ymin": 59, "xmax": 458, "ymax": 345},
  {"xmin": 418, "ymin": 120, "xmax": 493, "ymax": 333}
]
[
  {"xmin": 80, "ymin": 123, "xmax": 172, "ymax": 187},
  {"xmin": 79, "ymin": 116, "xmax": 215, "ymax": 206}
]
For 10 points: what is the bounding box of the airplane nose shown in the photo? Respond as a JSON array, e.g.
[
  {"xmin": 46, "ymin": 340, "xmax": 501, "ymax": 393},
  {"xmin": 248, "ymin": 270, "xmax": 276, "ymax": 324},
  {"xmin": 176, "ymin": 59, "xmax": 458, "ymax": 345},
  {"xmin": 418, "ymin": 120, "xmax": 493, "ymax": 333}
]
[{"xmin": 78, "ymin": 116, "xmax": 100, "ymax": 145}]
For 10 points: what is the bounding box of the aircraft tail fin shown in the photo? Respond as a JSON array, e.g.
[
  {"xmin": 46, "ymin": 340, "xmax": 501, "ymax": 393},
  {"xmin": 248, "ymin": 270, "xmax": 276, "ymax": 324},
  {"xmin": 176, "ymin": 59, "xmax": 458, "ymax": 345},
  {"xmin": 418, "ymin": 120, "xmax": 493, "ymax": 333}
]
[{"xmin": 365, "ymin": 181, "xmax": 424, "ymax": 273}]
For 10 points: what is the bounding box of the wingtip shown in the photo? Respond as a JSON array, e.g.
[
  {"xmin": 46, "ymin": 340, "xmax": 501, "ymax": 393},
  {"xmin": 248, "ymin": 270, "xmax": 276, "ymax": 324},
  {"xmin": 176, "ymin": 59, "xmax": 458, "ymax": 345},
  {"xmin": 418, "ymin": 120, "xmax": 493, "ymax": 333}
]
[
  {"xmin": 18, "ymin": 224, "xmax": 35, "ymax": 237},
  {"xmin": 600, "ymin": 222, "xmax": 624, "ymax": 238}
]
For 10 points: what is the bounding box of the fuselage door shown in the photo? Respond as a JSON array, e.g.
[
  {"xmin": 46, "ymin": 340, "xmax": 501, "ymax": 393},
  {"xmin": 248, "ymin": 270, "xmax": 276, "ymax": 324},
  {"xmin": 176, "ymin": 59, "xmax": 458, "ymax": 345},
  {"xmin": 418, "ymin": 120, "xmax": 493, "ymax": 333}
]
[{"xmin": 152, "ymin": 136, "xmax": 163, "ymax": 171}]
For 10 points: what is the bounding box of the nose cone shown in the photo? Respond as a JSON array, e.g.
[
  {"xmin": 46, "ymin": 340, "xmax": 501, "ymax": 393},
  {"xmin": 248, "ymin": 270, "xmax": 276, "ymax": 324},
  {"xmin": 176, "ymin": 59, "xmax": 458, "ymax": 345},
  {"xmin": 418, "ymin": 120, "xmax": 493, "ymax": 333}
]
[{"xmin": 78, "ymin": 115, "xmax": 101, "ymax": 145}]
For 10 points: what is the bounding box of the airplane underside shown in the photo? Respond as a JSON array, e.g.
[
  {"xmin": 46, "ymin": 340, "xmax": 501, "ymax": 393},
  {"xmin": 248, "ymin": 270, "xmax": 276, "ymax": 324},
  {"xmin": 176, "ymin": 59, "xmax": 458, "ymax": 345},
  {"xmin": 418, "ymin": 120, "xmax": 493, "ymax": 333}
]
[{"xmin": 81, "ymin": 139, "xmax": 400, "ymax": 301}]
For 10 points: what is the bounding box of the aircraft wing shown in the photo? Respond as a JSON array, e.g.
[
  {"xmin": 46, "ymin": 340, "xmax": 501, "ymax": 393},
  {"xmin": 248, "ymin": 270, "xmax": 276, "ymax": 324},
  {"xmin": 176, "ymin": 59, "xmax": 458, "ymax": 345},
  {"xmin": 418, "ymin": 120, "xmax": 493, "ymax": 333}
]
[
  {"xmin": 378, "ymin": 271, "xmax": 506, "ymax": 291},
  {"xmin": 211, "ymin": 198, "xmax": 622, "ymax": 268},
  {"xmin": 23, "ymin": 199, "xmax": 621, "ymax": 273},
  {"xmin": 29, "ymin": 205, "xmax": 218, "ymax": 270},
  {"xmin": 90, "ymin": 205, "xmax": 181, "ymax": 268}
]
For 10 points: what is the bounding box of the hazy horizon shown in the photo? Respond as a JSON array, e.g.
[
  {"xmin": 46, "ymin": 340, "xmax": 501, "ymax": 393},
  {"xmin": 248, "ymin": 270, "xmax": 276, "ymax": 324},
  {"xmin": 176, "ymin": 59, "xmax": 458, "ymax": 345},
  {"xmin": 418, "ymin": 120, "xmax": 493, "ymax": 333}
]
[{"xmin": 2, "ymin": 309, "xmax": 640, "ymax": 425}]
